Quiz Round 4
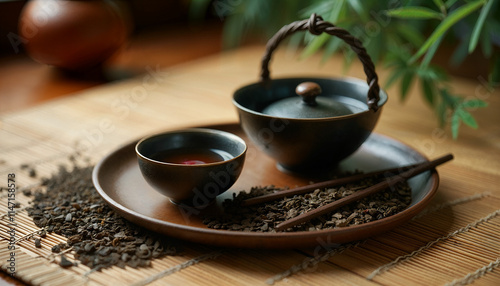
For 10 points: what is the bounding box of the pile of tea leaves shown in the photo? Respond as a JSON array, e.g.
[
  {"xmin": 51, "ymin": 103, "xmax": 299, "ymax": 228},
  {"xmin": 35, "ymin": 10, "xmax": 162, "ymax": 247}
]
[
  {"xmin": 203, "ymin": 174, "xmax": 412, "ymax": 232},
  {"xmin": 26, "ymin": 164, "xmax": 180, "ymax": 271}
]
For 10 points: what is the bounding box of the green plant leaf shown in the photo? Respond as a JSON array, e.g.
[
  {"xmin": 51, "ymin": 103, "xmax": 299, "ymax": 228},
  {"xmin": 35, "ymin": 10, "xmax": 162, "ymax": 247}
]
[
  {"xmin": 222, "ymin": 16, "xmax": 246, "ymax": 49},
  {"xmin": 299, "ymin": 1, "xmax": 334, "ymax": 18},
  {"xmin": 301, "ymin": 0, "xmax": 346, "ymax": 59},
  {"xmin": 401, "ymin": 71, "xmax": 415, "ymax": 101},
  {"xmin": 410, "ymin": 0, "xmax": 485, "ymax": 63},
  {"xmin": 469, "ymin": 0, "xmax": 493, "ymax": 53},
  {"xmin": 433, "ymin": 0, "xmax": 446, "ymax": 11},
  {"xmin": 421, "ymin": 35, "xmax": 444, "ymax": 68},
  {"xmin": 462, "ymin": 99, "xmax": 488, "ymax": 108},
  {"xmin": 421, "ymin": 78, "xmax": 436, "ymax": 106},
  {"xmin": 417, "ymin": 66, "xmax": 448, "ymax": 82},
  {"xmin": 242, "ymin": 0, "xmax": 269, "ymax": 23},
  {"xmin": 365, "ymin": 32, "xmax": 384, "ymax": 64},
  {"xmin": 386, "ymin": 7, "xmax": 444, "ymax": 20},
  {"xmin": 480, "ymin": 25, "xmax": 492, "ymax": 57},
  {"xmin": 439, "ymin": 88, "xmax": 461, "ymax": 107},
  {"xmin": 445, "ymin": 0, "xmax": 460, "ymax": 8},
  {"xmin": 437, "ymin": 100, "xmax": 447, "ymax": 127},
  {"xmin": 347, "ymin": 0, "xmax": 369, "ymax": 21},
  {"xmin": 451, "ymin": 108, "xmax": 461, "ymax": 139},
  {"xmin": 287, "ymin": 33, "xmax": 306, "ymax": 56},
  {"xmin": 450, "ymin": 38, "xmax": 469, "ymax": 66},
  {"xmin": 301, "ymin": 33, "xmax": 330, "ymax": 59},
  {"xmin": 395, "ymin": 24, "xmax": 425, "ymax": 47},
  {"xmin": 321, "ymin": 37, "xmax": 342, "ymax": 63},
  {"xmin": 385, "ymin": 69, "xmax": 404, "ymax": 89},
  {"xmin": 457, "ymin": 109, "xmax": 479, "ymax": 129}
]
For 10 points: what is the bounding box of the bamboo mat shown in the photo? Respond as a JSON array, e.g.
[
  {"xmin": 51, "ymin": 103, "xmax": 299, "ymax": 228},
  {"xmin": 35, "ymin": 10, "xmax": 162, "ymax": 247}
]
[{"xmin": 0, "ymin": 46, "xmax": 499, "ymax": 285}]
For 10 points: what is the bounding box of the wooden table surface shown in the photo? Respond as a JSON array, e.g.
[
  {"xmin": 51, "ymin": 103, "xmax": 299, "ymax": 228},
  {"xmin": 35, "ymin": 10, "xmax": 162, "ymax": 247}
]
[{"xmin": 0, "ymin": 36, "xmax": 499, "ymax": 285}]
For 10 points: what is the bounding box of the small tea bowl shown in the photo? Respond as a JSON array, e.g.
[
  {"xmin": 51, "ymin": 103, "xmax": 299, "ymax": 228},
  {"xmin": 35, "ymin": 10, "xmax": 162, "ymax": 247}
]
[{"xmin": 135, "ymin": 128, "xmax": 247, "ymax": 206}]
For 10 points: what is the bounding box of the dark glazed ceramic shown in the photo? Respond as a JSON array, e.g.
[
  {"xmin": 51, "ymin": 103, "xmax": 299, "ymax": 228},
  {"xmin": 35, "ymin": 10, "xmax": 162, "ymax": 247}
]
[
  {"xmin": 135, "ymin": 128, "xmax": 247, "ymax": 205},
  {"xmin": 234, "ymin": 77, "xmax": 388, "ymax": 172},
  {"xmin": 233, "ymin": 14, "xmax": 388, "ymax": 173},
  {"xmin": 93, "ymin": 123, "xmax": 439, "ymax": 249}
]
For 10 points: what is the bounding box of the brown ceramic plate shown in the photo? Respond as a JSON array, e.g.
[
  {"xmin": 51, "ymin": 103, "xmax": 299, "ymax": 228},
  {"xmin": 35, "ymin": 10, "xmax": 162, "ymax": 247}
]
[{"xmin": 93, "ymin": 123, "xmax": 439, "ymax": 249}]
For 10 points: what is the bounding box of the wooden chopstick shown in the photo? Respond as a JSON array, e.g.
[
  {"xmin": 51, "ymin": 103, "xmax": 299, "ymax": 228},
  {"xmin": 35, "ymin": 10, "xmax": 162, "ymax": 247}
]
[
  {"xmin": 274, "ymin": 154, "xmax": 454, "ymax": 232},
  {"xmin": 242, "ymin": 162, "xmax": 423, "ymax": 207}
]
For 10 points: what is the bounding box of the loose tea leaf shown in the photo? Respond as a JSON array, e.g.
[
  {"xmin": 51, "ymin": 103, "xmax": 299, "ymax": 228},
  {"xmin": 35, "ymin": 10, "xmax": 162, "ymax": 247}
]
[
  {"xmin": 203, "ymin": 173, "xmax": 412, "ymax": 232},
  {"xmin": 59, "ymin": 255, "xmax": 74, "ymax": 268},
  {"xmin": 34, "ymin": 238, "xmax": 42, "ymax": 248},
  {"xmin": 27, "ymin": 164, "xmax": 180, "ymax": 271}
]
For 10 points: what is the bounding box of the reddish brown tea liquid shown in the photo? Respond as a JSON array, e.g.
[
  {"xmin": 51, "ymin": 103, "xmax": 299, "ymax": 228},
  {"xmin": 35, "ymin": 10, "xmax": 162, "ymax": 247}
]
[{"xmin": 151, "ymin": 148, "xmax": 230, "ymax": 165}]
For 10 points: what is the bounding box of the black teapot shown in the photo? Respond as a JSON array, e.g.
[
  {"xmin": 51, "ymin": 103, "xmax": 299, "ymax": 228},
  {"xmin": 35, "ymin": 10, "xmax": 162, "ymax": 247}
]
[{"xmin": 233, "ymin": 14, "xmax": 388, "ymax": 173}]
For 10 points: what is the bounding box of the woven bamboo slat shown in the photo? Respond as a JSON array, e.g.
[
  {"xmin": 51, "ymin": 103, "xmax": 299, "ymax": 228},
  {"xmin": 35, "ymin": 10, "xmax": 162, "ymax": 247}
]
[{"xmin": 0, "ymin": 46, "xmax": 499, "ymax": 285}]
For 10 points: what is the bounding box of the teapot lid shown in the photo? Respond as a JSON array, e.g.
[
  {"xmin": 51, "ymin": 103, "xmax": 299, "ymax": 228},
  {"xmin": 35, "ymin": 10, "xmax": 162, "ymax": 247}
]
[{"xmin": 262, "ymin": 82, "xmax": 353, "ymax": 119}]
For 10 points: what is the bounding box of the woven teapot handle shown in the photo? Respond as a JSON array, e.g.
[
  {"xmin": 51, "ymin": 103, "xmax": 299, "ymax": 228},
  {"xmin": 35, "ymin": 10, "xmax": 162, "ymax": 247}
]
[{"xmin": 260, "ymin": 13, "xmax": 381, "ymax": 112}]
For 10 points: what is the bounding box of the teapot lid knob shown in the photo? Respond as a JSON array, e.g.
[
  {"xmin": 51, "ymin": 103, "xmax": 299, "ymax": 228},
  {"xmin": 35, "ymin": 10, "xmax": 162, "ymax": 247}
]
[{"xmin": 295, "ymin": 82, "xmax": 321, "ymax": 106}]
